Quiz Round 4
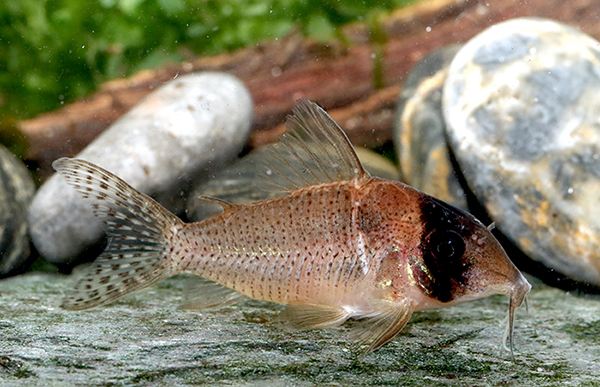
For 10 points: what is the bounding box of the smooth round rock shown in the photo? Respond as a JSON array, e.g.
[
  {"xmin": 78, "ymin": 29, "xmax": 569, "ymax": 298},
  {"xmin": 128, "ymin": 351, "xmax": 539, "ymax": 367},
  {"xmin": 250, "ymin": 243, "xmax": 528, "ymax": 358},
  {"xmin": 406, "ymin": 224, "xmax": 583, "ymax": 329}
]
[
  {"xmin": 187, "ymin": 145, "xmax": 400, "ymax": 221},
  {"xmin": 394, "ymin": 44, "xmax": 467, "ymax": 210},
  {"xmin": 0, "ymin": 146, "xmax": 35, "ymax": 274},
  {"xmin": 29, "ymin": 72, "xmax": 253, "ymax": 265},
  {"xmin": 443, "ymin": 18, "xmax": 600, "ymax": 286}
]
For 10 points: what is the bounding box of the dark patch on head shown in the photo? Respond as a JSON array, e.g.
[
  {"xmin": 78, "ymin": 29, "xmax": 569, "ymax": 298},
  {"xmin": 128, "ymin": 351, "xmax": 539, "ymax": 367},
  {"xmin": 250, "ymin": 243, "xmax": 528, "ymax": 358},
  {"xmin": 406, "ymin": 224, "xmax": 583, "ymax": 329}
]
[{"xmin": 416, "ymin": 196, "xmax": 476, "ymax": 303}]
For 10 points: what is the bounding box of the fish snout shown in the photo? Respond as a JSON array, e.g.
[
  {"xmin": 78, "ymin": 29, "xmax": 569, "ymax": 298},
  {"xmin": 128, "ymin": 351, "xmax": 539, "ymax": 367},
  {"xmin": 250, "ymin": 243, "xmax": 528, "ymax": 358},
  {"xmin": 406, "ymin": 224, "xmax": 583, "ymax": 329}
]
[{"xmin": 508, "ymin": 271, "xmax": 532, "ymax": 308}]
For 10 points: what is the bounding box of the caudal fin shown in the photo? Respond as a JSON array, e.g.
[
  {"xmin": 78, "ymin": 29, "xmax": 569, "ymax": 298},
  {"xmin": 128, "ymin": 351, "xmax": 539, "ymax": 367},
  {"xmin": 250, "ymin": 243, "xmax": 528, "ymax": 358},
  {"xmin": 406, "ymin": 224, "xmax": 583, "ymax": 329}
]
[{"xmin": 53, "ymin": 158, "xmax": 184, "ymax": 310}]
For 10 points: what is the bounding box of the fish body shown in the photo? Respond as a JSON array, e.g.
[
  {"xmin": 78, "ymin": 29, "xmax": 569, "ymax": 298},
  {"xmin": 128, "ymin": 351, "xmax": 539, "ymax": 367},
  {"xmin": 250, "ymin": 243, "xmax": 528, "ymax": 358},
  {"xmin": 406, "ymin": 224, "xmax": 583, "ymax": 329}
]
[{"xmin": 54, "ymin": 99, "xmax": 531, "ymax": 352}]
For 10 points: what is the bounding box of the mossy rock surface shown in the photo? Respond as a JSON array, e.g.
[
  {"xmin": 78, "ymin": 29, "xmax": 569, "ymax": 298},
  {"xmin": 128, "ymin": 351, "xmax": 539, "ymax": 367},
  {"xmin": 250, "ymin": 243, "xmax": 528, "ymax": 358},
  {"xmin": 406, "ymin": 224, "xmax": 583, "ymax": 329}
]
[{"xmin": 0, "ymin": 271, "xmax": 598, "ymax": 386}]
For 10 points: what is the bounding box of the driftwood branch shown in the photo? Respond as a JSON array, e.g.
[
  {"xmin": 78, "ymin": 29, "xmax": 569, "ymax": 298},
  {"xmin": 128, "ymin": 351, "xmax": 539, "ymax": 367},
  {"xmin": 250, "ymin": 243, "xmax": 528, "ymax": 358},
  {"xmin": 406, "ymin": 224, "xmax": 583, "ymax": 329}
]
[{"xmin": 19, "ymin": 0, "xmax": 600, "ymax": 179}]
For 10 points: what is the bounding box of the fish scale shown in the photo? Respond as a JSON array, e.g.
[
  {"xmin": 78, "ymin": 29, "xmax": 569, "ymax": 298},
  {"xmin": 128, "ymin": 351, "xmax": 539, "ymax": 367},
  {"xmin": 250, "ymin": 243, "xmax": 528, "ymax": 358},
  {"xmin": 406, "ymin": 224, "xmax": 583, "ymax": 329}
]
[
  {"xmin": 53, "ymin": 98, "xmax": 531, "ymax": 354},
  {"xmin": 177, "ymin": 182, "xmax": 367, "ymax": 306}
]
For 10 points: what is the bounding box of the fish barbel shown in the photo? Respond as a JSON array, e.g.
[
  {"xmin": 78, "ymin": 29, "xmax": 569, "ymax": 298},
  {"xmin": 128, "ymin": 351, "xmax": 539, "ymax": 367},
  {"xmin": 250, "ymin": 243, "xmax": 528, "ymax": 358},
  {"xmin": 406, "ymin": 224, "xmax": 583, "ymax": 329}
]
[{"xmin": 54, "ymin": 98, "xmax": 531, "ymax": 353}]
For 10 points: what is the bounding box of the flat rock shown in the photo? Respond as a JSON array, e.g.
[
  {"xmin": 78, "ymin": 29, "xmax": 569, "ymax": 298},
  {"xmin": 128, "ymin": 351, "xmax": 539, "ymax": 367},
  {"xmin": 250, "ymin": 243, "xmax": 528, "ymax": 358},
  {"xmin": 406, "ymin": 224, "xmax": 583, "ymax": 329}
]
[
  {"xmin": 28, "ymin": 72, "xmax": 253, "ymax": 265},
  {"xmin": 0, "ymin": 146, "xmax": 35, "ymax": 275},
  {"xmin": 0, "ymin": 271, "xmax": 598, "ymax": 385},
  {"xmin": 443, "ymin": 18, "xmax": 600, "ymax": 286}
]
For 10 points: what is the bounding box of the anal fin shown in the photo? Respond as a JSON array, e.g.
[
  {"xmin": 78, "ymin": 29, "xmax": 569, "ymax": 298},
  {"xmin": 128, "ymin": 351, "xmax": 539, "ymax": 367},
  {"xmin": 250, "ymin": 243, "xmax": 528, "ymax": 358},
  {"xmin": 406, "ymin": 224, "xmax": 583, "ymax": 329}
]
[
  {"xmin": 275, "ymin": 303, "xmax": 350, "ymax": 330},
  {"xmin": 178, "ymin": 276, "xmax": 246, "ymax": 310}
]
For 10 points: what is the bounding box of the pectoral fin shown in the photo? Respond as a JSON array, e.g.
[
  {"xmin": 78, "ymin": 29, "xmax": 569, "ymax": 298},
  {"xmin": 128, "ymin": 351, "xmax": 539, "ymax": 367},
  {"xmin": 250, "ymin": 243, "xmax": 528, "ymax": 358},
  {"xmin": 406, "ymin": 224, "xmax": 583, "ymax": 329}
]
[
  {"xmin": 275, "ymin": 303, "xmax": 350, "ymax": 330},
  {"xmin": 349, "ymin": 300, "xmax": 414, "ymax": 353}
]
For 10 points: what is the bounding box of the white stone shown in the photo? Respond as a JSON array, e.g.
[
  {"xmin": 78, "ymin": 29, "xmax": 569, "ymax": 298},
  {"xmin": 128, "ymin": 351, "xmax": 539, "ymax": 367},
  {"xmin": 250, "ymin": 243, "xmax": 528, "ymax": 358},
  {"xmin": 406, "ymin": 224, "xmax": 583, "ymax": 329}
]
[
  {"xmin": 443, "ymin": 18, "xmax": 600, "ymax": 285},
  {"xmin": 29, "ymin": 72, "xmax": 253, "ymax": 264}
]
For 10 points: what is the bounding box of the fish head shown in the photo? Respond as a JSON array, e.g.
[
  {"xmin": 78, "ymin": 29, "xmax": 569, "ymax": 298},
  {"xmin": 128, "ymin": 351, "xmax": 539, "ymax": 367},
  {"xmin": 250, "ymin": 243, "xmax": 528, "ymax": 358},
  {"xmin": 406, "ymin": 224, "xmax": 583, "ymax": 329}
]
[
  {"xmin": 410, "ymin": 194, "xmax": 531, "ymax": 353},
  {"xmin": 413, "ymin": 194, "xmax": 531, "ymax": 307}
]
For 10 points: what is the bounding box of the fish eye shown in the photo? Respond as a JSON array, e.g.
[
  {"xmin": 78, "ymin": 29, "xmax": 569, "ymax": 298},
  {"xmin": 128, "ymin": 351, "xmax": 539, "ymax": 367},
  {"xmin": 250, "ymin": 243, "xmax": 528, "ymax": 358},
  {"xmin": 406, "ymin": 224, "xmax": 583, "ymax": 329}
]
[{"xmin": 430, "ymin": 230, "xmax": 466, "ymax": 262}]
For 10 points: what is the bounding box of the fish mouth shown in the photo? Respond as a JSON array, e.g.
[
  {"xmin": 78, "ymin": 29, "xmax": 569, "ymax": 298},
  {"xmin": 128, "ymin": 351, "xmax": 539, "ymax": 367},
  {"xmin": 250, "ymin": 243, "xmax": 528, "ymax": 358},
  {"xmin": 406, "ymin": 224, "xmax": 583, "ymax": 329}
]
[{"xmin": 503, "ymin": 272, "xmax": 532, "ymax": 358}]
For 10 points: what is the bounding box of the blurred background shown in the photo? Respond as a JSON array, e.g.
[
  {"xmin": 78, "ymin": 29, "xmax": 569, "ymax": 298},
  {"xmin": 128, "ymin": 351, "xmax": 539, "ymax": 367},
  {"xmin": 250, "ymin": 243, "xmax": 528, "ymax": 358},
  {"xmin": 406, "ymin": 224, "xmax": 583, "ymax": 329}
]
[{"xmin": 0, "ymin": 0, "xmax": 411, "ymax": 136}]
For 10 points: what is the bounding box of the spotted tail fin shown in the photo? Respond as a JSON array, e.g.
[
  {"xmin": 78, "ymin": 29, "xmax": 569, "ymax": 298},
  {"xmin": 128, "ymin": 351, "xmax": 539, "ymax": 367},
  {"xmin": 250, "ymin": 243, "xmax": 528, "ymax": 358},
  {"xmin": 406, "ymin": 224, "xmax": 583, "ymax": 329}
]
[{"xmin": 53, "ymin": 158, "xmax": 184, "ymax": 310}]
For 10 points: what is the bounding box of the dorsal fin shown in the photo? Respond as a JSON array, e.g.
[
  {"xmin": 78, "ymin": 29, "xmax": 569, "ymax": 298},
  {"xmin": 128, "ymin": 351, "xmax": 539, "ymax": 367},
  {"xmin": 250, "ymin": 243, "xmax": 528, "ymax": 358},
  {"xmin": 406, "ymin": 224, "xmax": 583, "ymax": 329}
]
[{"xmin": 260, "ymin": 98, "xmax": 370, "ymax": 192}]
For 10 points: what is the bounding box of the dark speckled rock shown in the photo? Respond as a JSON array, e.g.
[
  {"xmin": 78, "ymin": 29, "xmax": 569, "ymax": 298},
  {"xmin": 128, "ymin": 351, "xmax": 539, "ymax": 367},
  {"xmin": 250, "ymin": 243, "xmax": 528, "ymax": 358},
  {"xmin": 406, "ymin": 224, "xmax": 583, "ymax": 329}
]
[
  {"xmin": 0, "ymin": 146, "xmax": 35, "ymax": 275},
  {"xmin": 187, "ymin": 145, "xmax": 400, "ymax": 221},
  {"xmin": 443, "ymin": 18, "xmax": 600, "ymax": 286},
  {"xmin": 394, "ymin": 44, "xmax": 467, "ymax": 211}
]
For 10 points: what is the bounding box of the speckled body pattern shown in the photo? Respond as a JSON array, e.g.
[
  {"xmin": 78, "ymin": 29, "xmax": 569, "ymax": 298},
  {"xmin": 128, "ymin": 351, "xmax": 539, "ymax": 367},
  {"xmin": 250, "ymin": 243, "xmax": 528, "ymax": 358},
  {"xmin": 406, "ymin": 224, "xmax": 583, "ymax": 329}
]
[
  {"xmin": 178, "ymin": 182, "xmax": 366, "ymax": 305},
  {"xmin": 175, "ymin": 179, "xmax": 427, "ymax": 313},
  {"xmin": 54, "ymin": 99, "xmax": 531, "ymax": 353}
]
